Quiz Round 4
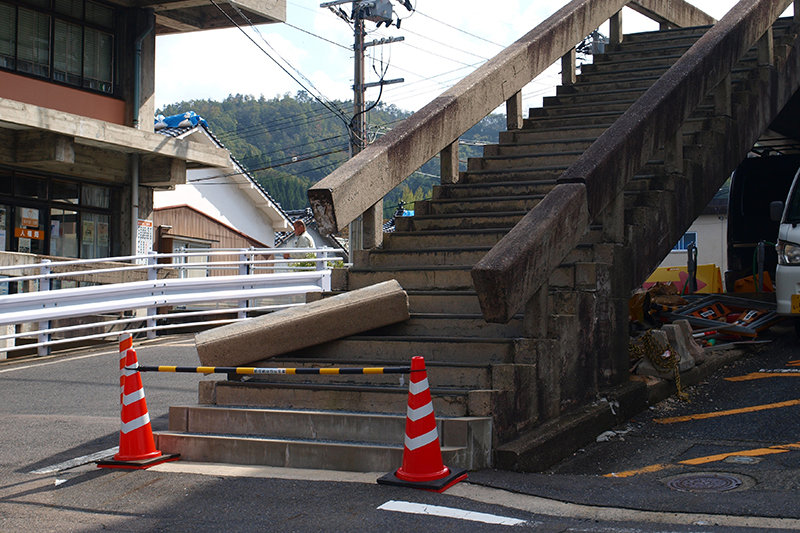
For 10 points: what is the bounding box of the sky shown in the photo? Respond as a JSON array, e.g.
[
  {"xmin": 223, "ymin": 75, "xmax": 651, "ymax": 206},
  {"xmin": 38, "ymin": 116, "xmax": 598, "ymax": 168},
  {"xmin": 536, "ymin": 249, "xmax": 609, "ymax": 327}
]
[{"xmin": 154, "ymin": 0, "xmax": 770, "ymax": 115}]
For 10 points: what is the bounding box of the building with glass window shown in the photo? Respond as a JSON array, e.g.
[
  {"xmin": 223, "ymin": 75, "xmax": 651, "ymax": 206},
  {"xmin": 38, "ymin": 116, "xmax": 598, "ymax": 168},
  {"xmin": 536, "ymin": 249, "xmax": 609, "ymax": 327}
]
[{"xmin": 0, "ymin": 0, "xmax": 286, "ymax": 262}]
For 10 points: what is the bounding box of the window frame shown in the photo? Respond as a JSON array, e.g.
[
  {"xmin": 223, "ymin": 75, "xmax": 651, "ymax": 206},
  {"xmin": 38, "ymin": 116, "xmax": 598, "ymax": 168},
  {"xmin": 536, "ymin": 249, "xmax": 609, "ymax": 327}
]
[{"xmin": 0, "ymin": 0, "xmax": 118, "ymax": 96}]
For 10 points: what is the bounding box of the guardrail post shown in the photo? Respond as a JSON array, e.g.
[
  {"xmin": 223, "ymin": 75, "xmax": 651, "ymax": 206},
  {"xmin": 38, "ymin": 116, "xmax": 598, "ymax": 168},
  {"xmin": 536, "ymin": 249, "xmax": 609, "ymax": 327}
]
[
  {"xmin": 37, "ymin": 259, "xmax": 51, "ymax": 356},
  {"xmin": 609, "ymin": 10, "xmax": 623, "ymax": 44},
  {"xmin": 561, "ymin": 48, "xmax": 576, "ymax": 86},
  {"xmin": 440, "ymin": 140, "xmax": 461, "ymax": 184},
  {"xmin": 505, "ymin": 92, "xmax": 523, "ymax": 131},
  {"xmin": 238, "ymin": 249, "xmax": 250, "ymax": 319},
  {"xmin": 147, "ymin": 252, "xmax": 157, "ymax": 339},
  {"xmin": 316, "ymin": 249, "xmax": 328, "ymax": 272},
  {"xmin": 758, "ymin": 26, "xmax": 774, "ymax": 67}
]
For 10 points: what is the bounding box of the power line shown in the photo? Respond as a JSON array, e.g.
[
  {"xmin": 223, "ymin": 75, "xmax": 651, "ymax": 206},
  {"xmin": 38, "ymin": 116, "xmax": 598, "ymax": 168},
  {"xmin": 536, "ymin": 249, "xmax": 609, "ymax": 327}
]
[
  {"xmin": 209, "ymin": 0, "xmax": 351, "ymax": 129},
  {"xmin": 414, "ymin": 9, "xmax": 505, "ymax": 48}
]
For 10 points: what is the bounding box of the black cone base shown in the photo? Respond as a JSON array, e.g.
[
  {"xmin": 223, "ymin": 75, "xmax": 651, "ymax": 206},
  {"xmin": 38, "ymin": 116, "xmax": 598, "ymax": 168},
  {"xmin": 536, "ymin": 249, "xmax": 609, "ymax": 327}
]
[
  {"xmin": 377, "ymin": 466, "xmax": 467, "ymax": 493},
  {"xmin": 97, "ymin": 453, "xmax": 180, "ymax": 470}
]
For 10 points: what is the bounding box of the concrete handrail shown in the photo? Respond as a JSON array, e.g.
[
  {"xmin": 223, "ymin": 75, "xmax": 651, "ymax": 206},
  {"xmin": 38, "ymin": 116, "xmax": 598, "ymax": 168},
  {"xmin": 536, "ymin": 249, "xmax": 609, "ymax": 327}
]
[
  {"xmin": 472, "ymin": 0, "xmax": 795, "ymax": 323},
  {"xmin": 308, "ymin": 0, "xmax": 713, "ymax": 234}
]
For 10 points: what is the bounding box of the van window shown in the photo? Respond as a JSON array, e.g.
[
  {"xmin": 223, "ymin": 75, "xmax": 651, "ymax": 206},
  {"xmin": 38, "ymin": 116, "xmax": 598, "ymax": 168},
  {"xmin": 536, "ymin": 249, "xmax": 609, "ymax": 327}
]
[{"xmin": 785, "ymin": 181, "xmax": 800, "ymax": 224}]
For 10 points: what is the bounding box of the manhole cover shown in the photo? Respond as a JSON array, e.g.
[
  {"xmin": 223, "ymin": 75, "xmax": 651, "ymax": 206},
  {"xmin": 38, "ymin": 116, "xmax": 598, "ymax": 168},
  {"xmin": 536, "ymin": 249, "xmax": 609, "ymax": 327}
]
[{"xmin": 666, "ymin": 473, "xmax": 743, "ymax": 493}]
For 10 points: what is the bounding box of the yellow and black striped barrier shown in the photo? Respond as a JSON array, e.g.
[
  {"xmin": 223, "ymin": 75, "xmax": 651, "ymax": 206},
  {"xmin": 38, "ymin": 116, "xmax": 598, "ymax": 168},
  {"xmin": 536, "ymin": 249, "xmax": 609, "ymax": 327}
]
[{"xmin": 134, "ymin": 365, "xmax": 415, "ymax": 375}]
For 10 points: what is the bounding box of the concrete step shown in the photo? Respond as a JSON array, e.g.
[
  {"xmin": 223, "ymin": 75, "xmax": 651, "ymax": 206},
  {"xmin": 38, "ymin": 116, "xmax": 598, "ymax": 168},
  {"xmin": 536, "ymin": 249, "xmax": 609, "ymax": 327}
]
[
  {"xmin": 383, "ymin": 228, "xmax": 509, "ymax": 249},
  {"xmin": 157, "ymin": 406, "xmax": 492, "ymax": 471},
  {"xmin": 347, "ymin": 266, "xmax": 474, "ymax": 290},
  {"xmin": 423, "ymin": 195, "xmax": 543, "ymax": 215},
  {"xmin": 367, "ymin": 313, "xmax": 524, "ymax": 339},
  {"xmin": 593, "ymin": 42, "xmax": 697, "ymax": 62},
  {"xmin": 433, "ymin": 180, "xmax": 558, "ymax": 199},
  {"xmin": 584, "ymin": 52, "xmax": 688, "ymax": 73},
  {"xmin": 498, "ymin": 126, "xmax": 611, "ymax": 144},
  {"xmin": 260, "ymin": 358, "xmax": 493, "ymax": 389},
  {"xmin": 395, "ymin": 211, "xmax": 526, "ymax": 231},
  {"xmin": 281, "ymin": 335, "xmax": 517, "ymax": 365},
  {"xmin": 606, "ymin": 32, "xmax": 706, "ymax": 51},
  {"xmin": 544, "ymin": 87, "xmax": 648, "ymax": 106},
  {"xmin": 522, "ymin": 110, "xmax": 627, "ymax": 130},
  {"xmin": 468, "ymin": 150, "xmax": 582, "ymax": 171},
  {"xmin": 407, "ymin": 290, "xmax": 484, "ymax": 314},
  {"xmin": 200, "ymin": 379, "xmax": 474, "ymax": 417},
  {"xmin": 529, "ymin": 99, "xmax": 639, "ymax": 118},
  {"xmin": 459, "ymin": 166, "xmax": 568, "ymax": 185},
  {"xmin": 482, "ymin": 138, "xmax": 596, "ymax": 157},
  {"xmin": 360, "ymin": 247, "xmax": 490, "ymax": 268},
  {"xmin": 620, "ymin": 25, "xmax": 711, "ymax": 44}
]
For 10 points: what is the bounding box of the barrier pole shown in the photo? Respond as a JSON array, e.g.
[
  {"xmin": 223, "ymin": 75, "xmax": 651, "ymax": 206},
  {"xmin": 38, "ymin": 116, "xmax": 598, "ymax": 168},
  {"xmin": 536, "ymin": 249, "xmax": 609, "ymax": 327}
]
[{"xmin": 135, "ymin": 365, "xmax": 416, "ymax": 375}]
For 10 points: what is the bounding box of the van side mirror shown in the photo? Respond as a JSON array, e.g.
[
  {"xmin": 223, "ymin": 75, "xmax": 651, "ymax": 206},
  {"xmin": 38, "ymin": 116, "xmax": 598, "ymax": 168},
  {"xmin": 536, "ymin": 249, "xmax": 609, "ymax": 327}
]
[{"xmin": 770, "ymin": 201, "xmax": 784, "ymax": 222}]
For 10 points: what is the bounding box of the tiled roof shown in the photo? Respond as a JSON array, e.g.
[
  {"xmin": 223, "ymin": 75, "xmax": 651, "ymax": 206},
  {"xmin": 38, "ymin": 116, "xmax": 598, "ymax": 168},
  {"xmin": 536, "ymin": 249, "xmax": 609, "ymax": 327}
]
[{"xmin": 154, "ymin": 111, "xmax": 291, "ymax": 225}]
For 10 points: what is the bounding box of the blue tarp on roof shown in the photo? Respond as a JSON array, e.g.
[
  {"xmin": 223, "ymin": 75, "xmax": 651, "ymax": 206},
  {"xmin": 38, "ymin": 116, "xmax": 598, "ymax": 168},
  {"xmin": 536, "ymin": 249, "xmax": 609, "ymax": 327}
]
[{"xmin": 154, "ymin": 111, "xmax": 208, "ymax": 130}]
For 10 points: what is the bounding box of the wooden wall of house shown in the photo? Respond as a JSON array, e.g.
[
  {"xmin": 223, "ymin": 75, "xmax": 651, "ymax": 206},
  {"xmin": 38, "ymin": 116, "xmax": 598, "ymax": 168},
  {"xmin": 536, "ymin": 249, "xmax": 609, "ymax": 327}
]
[{"xmin": 153, "ymin": 206, "xmax": 274, "ymax": 276}]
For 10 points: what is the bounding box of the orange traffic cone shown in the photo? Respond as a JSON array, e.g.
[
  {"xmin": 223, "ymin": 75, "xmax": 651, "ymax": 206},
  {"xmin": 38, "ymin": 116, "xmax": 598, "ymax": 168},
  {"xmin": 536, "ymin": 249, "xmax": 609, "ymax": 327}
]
[
  {"xmin": 377, "ymin": 356, "xmax": 467, "ymax": 492},
  {"xmin": 98, "ymin": 348, "xmax": 179, "ymax": 470},
  {"xmin": 119, "ymin": 334, "xmax": 132, "ymax": 406}
]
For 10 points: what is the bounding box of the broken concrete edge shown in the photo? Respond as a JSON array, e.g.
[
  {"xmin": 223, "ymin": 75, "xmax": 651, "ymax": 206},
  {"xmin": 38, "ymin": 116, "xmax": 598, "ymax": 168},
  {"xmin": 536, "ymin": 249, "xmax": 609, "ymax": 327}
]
[
  {"xmin": 493, "ymin": 347, "xmax": 749, "ymax": 472},
  {"xmin": 194, "ymin": 279, "xmax": 409, "ymax": 368}
]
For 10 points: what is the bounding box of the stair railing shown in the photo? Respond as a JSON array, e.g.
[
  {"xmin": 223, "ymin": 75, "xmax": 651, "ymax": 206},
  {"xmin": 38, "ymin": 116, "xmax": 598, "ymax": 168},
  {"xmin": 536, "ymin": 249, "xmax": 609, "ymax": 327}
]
[
  {"xmin": 308, "ymin": 0, "xmax": 713, "ymax": 252},
  {"xmin": 472, "ymin": 0, "xmax": 797, "ymax": 323}
]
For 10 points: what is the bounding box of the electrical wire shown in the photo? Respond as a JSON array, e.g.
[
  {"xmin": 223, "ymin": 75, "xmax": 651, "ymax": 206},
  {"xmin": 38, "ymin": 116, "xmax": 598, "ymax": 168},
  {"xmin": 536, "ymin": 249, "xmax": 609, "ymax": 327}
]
[
  {"xmin": 414, "ymin": 9, "xmax": 505, "ymax": 48},
  {"xmin": 209, "ymin": 0, "xmax": 351, "ymax": 130}
]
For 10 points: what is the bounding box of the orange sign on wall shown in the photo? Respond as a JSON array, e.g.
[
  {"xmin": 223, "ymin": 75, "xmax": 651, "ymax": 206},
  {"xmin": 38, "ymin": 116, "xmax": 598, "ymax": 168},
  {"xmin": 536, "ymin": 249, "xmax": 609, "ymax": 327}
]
[{"xmin": 15, "ymin": 228, "xmax": 43, "ymax": 240}]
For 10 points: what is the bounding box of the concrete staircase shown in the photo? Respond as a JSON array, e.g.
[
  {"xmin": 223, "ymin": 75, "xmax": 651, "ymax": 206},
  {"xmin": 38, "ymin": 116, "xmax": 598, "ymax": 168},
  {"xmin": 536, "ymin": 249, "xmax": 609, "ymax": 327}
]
[{"xmin": 158, "ymin": 18, "xmax": 800, "ymax": 472}]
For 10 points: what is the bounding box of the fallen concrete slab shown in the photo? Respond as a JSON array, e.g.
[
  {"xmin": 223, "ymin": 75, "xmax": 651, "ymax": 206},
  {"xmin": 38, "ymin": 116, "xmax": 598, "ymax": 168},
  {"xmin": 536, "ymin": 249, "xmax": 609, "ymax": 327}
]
[{"xmin": 195, "ymin": 280, "xmax": 410, "ymax": 367}]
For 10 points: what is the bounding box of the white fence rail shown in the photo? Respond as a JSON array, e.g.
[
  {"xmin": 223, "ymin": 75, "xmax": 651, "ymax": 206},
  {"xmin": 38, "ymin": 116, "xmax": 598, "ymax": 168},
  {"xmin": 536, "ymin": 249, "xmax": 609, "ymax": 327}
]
[{"xmin": 0, "ymin": 247, "xmax": 344, "ymax": 357}]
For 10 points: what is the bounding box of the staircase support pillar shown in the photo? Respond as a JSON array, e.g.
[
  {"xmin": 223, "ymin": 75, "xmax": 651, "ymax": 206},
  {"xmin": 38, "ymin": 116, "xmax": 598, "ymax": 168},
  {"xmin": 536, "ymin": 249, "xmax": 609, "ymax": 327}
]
[
  {"xmin": 561, "ymin": 49, "xmax": 576, "ymax": 86},
  {"xmin": 506, "ymin": 92, "xmax": 524, "ymax": 131},
  {"xmin": 522, "ymin": 282, "xmax": 549, "ymax": 339},
  {"xmin": 600, "ymin": 193, "xmax": 625, "ymax": 243},
  {"xmin": 609, "ymin": 10, "xmax": 623, "ymax": 44},
  {"xmin": 759, "ymin": 26, "xmax": 774, "ymax": 66},
  {"xmin": 363, "ymin": 200, "xmax": 383, "ymax": 249},
  {"xmin": 664, "ymin": 127, "xmax": 684, "ymax": 176},
  {"xmin": 440, "ymin": 140, "xmax": 461, "ymax": 184},
  {"xmin": 714, "ymin": 74, "xmax": 732, "ymax": 117}
]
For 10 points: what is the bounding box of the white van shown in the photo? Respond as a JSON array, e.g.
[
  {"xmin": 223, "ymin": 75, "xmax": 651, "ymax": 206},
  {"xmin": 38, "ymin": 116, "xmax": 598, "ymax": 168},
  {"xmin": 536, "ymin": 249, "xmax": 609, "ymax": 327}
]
[{"xmin": 771, "ymin": 166, "xmax": 800, "ymax": 332}]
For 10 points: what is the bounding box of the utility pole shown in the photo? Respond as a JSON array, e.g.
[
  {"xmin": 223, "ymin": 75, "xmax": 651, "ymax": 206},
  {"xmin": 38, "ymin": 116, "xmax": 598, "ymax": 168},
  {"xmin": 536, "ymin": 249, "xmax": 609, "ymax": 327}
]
[{"xmin": 320, "ymin": 0, "xmax": 409, "ymax": 249}]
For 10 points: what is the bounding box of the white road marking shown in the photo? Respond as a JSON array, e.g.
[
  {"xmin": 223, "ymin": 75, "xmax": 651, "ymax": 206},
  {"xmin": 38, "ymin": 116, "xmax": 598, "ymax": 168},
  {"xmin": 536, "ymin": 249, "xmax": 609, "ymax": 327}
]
[
  {"xmin": 377, "ymin": 500, "xmax": 526, "ymax": 526},
  {"xmin": 31, "ymin": 447, "xmax": 118, "ymax": 474}
]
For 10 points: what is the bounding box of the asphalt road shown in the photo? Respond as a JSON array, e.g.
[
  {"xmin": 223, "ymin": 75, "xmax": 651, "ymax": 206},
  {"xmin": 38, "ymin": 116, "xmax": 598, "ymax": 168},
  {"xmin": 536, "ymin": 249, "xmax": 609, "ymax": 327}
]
[{"xmin": 2, "ymin": 329, "xmax": 800, "ymax": 532}]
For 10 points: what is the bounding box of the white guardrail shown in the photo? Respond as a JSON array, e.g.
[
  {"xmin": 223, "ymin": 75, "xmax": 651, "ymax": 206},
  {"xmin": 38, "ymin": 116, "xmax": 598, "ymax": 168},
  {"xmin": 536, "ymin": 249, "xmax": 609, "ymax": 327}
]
[{"xmin": 0, "ymin": 247, "xmax": 344, "ymax": 357}]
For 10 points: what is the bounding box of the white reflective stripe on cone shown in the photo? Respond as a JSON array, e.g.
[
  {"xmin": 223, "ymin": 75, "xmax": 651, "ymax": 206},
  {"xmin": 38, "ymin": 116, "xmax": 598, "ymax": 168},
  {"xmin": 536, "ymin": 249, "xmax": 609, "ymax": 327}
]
[
  {"xmin": 122, "ymin": 388, "xmax": 145, "ymax": 406},
  {"xmin": 120, "ymin": 412, "xmax": 150, "ymax": 434},
  {"xmin": 405, "ymin": 427, "xmax": 438, "ymax": 451},
  {"xmin": 408, "ymin": 378, "xmax": 429, "ymax": 395},
  {"xmin": 407, "ymin": 402, "xmax": 433, "ymax": 422}
]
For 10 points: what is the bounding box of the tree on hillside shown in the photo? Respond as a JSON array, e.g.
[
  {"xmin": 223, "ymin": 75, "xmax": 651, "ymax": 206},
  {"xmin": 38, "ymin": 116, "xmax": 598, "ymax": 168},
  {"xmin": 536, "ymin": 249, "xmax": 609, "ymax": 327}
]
[{"xmin": 157, "ymin": 93, "xmax": 505, "ymax": 216}]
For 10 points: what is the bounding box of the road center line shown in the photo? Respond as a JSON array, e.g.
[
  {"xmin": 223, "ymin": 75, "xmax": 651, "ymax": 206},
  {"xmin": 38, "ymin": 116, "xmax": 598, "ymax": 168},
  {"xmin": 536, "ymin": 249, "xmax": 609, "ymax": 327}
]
[
  {"xmin": 654, "ymin": 398, "xmax": 800, "ymax": 423},
  {"xmin": 377, "ymin": 500, "xmax": 526, "ymax": 526}
]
